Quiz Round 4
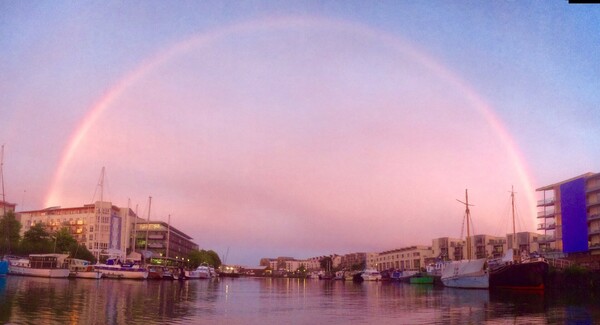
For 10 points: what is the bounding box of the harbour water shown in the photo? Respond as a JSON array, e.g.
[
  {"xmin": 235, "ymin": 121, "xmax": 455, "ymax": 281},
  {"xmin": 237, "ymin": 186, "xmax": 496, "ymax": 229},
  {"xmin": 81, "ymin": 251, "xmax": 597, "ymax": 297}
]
[{"xmin": 0, "ymin": 276, "xmax": 599, "ymax": 324}]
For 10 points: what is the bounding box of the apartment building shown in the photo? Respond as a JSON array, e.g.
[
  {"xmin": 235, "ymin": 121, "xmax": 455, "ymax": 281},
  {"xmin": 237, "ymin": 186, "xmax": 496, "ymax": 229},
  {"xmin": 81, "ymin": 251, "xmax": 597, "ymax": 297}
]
[
  {"xmin": 339, "ymin": 252, "xmax": 366, "ymax": 270},
  {"xmin": 431, "ymin": 237, "xmax": 465, "ymax": 261},
  {"xmin": 0, "ymin": 200, "xmax": 16, "ymax": 215},
  {"xmin": 473, "ymin": 234, "xmax": 507, "ymax": 259},
  {"xmin": 18, "ymin": 201, "xmax": 126, "ymax": 257},
  {"xmin": 537, "ymin": 172, "xmax": 600, "ymax": 257},
  {"xmin": 374, "ymin": 245, "xmax": 433, "ymax": 271},
  {"xmin": 133, "ymin": 221, "xmax": 199, "ymax": 260}
]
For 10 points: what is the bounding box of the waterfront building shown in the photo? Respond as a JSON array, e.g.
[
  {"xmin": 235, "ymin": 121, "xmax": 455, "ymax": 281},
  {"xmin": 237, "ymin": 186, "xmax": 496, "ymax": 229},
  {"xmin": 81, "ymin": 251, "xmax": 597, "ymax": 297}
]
[
  {"xmin": 431, "ymin": 237, "xmax": 465, "ymax": 261},
  {"xmin": 506, "ymin": 232, "xmax": 541, "ymax": 254},
  {"xmin": 374, "ymin": 245, "xmax": 433, "ymax": 271},
  {"xmin": 339, "ymin": 252, "xmax": 366, "ymax": 270},
  {"xmin": 473, "ymin": 234, "xmax": 507, "ymax": 259},
  {"xmin": 366, "ymin": 252, "xmax": 379, "ymax": 269},
  {"xmin": 133, "ymin": 221, "xmax": 199, "ymax": 261},
  {"xmin": 0, "ymin": 200, "xmax": 16, "ymax": 214},
  {"xmin": 18, "ymin": 201, "xmax": 126, "ymax": 257},
  {"xmin": 537, "ymin": 172, "xmax": 600, "ymax": 257}
]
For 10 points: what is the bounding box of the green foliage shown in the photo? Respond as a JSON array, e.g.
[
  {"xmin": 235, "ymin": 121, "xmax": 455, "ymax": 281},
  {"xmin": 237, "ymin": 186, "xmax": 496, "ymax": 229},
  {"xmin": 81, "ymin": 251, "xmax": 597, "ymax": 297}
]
[
  {"xmin": 20, "ymin": 223, "xmax": 53, "ymax": 254},
  {"xmin": 351, "ymin": 261, "xmax": 366, "ymax": 271},
  {"xmin": 54, "ymin": 227, "xmax": 96, "ymax": 263},
  {"xmin": 320, "ymin": 256, "xmax": 333, "ymax": 270},
  {"xmin": 0, "ymin": 211, "xmax": 21, "ymax": 254},
  {"xmin": 188, "ymin": 249, "xmax": 222, "ymax": 268}
]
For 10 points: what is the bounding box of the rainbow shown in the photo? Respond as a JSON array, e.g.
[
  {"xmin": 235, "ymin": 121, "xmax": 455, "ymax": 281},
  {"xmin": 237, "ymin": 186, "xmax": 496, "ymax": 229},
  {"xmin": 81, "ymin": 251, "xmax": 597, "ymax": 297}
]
[{"xmin": 45, "ymin": 16, "xmax": 537, "ymax": 222}]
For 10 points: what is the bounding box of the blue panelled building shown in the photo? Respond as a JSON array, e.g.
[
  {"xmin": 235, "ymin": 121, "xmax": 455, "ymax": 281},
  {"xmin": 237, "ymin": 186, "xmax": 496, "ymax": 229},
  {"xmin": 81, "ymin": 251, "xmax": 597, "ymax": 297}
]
[{"xmin": 537, "ymin": 172, "xmax": 600, "ymax": 258}]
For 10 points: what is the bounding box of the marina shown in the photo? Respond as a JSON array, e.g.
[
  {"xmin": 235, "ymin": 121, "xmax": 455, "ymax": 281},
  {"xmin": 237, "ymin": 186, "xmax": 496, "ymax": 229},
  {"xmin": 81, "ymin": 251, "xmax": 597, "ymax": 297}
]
[{"xmin": 0, "ymin": 276, "xmax": 598, "ymax": 324}]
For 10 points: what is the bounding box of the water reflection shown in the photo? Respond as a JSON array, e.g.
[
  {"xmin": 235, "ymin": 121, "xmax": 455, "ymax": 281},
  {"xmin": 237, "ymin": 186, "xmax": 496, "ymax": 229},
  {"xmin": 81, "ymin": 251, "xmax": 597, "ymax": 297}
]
[{"xmin": 0, "ymin": 277, "xmax": 598, "ymax": 324}]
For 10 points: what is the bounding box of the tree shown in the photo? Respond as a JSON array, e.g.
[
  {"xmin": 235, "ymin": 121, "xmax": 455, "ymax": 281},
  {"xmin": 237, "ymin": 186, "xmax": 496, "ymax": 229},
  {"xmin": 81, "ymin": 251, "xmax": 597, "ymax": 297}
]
[
  {"xmin": 188, "ymin": 249, "xmax": 222, "ymax": 268},
  {"xmin": 0, "ymin": 211, "xmax": 21, "ymax": 254},
  {"xmin": 54, "ymin": 227, "xmax": 96, "ymax": 262},
  {"xmin": 320, "ymin": 256, "xmax": 333, "ymax": 271},
  {"xmin": 20, "ymin": 223, "xmax": 52, "ymax": 254}
]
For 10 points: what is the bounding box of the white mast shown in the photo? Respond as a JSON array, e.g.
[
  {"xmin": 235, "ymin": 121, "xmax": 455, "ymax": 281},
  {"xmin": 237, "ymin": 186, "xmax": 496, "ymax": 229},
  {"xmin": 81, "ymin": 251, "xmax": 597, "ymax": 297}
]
[
  {"xmin": 145, "ymin": 196, "xmax": 151, "ymax": 251},
  {"xmin": 95, "ymin": 167, "xmax": 105, "ymax": 261},
  {"xmin": 133, "ymin": 203, "xmax": 138, "ymax": 253},
  {"xmin": 166, "ymin": 214, "xmax": 171, "ymax": 258},
  {"xmin": 457, "ymin": 189, "xmax": 474, "ymax": 260},
  {"xmin": 124, "ymin": 198, "xmax": 130, "ymax": 258}
]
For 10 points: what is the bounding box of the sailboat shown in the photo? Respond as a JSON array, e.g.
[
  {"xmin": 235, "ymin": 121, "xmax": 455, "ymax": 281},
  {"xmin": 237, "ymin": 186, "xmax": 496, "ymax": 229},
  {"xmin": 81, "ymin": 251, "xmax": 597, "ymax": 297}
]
[
  {"xmin": 488, "ymin": 187, "xmax": 549, "ymax": 290},
  {"xmin": 441, "ymin": 189, "xmax": 489, "ymax": 289}
]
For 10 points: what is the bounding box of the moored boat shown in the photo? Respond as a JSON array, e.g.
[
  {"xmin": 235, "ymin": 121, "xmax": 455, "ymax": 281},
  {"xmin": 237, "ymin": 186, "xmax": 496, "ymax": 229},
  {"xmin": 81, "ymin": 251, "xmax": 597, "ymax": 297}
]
[
  {"xmin": 94, "ymin": 257, "xmax": 148, "ymax": 280},
  {"xmin": 66, "ymin": 258, "xmax": 102, "ymax": 279},
  {"xmin": 361, "ymin": 269, "xmax": 382, "ymax": 281},
  {"xmin": 409, "ymin": 273, "xmax": 434, "ymax": 284},
  {"xmin": 0, "ymin": 259, "xmax": 7, "ymax": 277},
  {"xmin": 186, "ymin": 264, "xmax": 211, "ymax": 279},
  {"xmin": 488, "ymin": 188, "xmax": 549, "ymax": 290},
  {"xmin": 441, "ymin": 190, "xmax": 489, "ymax": 289},
  {"xmin": 8, "ymin": 254, "xmax": 70, "ymax": 278}
]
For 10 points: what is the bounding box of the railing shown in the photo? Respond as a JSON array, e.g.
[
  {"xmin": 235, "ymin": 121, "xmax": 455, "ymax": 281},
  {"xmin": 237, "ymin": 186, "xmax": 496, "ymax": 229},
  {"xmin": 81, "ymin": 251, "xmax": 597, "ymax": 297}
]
[
  {"xmin": 586, "ymin": 185, "xmax": 600, "ymax": 193},
  {"xmin": 537, "ymin": 198, "xmax": 555, "ymax": 206},
  {"xmin": 588, "ymin": 228, "xmax": 600, "ymax": 236},
  {"xmin": 589, "ymin": 214, "xmax": 600, "ymax": 222},
  {"xmin": 537, "ymin": 210, "xmax": 556, "ymax": 218},
  {"xmin": 537, "ymin": 223, "xmax": 556, "ymax": 230},
  {"xmin": 547, "ymin": 258, "xmax": 573, "ymax": 270},
  {"xmin": 538, "ymin": 235, "xmax": 555, "ymax": 243}
]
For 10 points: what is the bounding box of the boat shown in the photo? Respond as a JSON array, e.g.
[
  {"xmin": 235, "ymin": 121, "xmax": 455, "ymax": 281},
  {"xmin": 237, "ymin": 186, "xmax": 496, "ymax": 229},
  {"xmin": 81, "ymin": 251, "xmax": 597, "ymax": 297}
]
[
  {"xmin": 390, "ymin": 270, "xmax": 419, "ymax": 282},
  {"xmin": 8, "ymin": 254, "xmax": 70, "ymax": 278},
  {"xmin": 0, "ymin": 259, "xmax": 7, "ymax": 277},
  {"xmin": 409, "ymin": 273, "xmax": 434, "ymax": 284},
  {"xmin": 147, "ymin": 265, "xmax": 174, "ymax": 280},
  {"xmin": 361, "ymin": 268, "xmax": 382, "ymax": 281},
  {"xmin": 66, "ymin": 258, "xmax": 102, "ymax": 279},
  {"xmin": 441, "ymin": 190, "xmax": 489, "ymax": 289},
  {"xmin": 94, "ymin": 257, "xmax": 148, "ymax": 280},
  {"xmin": 489, "ymin": 187, "xmax": 549, "ymax": 290},
  {"xmin": 186, "ymin": 264, "xmax": 211, "ymax": 279}
]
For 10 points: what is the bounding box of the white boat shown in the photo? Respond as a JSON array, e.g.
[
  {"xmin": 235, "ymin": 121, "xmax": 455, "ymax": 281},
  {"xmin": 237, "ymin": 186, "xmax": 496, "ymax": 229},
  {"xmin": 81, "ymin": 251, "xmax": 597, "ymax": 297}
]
[
  {"xmin": 94, "ymin": 257, "xmax": 148, "ymax": 280},
  {"xmin": 361, "ymin": 269, "xmax": 382, "ymax": 281},
  {"xmin": 441, "ymin": 190, "xmax": 489, "ymax": 289},
  {"xmin": 186, "ymin": 264, "xmax": 211, "ymax": 279},
  {"xmin": 67, "ymin": 258, "xmax": 102, "ymax": 279},
  {"xmin": 8, "ymin": 254, "xmax": 70, "ymax": 278},
  {"xmin": 441, "ymin": 258, "xmax": 489, "ymax": 289}
]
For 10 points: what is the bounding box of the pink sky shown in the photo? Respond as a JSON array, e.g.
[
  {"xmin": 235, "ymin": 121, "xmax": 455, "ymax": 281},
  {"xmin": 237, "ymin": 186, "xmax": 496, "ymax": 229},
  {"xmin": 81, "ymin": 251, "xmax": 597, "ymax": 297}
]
[{"xmin": 2, "ymin": 3, "xmax": 599, "ymax": 265}]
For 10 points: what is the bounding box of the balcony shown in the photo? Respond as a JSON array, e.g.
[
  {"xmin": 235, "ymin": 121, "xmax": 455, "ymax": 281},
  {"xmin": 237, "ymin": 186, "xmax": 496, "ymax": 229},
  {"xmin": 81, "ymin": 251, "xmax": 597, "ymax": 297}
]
[
  {"xmin": 537, "ymin": 235, "xmax": 555, "ymax": 244},
  {"xmin": 588, "ymin": 228, "xmax": 600, "ymax": 236},
  {"xmin": 538, "ymin": 223, "xmax": 556, "ymax": 231},
  {"xmin": 589, "ymin": 214, "xmax": 600, "ymax": 222},
  {"xmin": 587, "ymin": 200, "xmax": 600, "ymax": 209},
  {"xmin": 537, "ymin": 198, "xmax": 555, "ymax": 207},
  {"xmin": 586, "ymin": 184, "xmax": 600, "ymax": 194},
  {"xmin": 590, "ymin": 242, "xmax": 600, "ymax": 250},
  {"xmin": 537, "ymin": 210, "xmax": 556, "ymax": 218}
]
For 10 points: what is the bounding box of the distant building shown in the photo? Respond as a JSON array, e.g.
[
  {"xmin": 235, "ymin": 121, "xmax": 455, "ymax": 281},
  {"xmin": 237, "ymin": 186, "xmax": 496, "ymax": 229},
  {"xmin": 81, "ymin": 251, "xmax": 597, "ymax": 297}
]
[
  {"xmin": 537, "ymin": 172, "xmax": 600, "ymax": 257},
  {"xmin": 506, "ymin": 232, "xmax": 541, "ymax": 255},
  {"xmin": 473, "ymin": 234, "xmax": 507, "ymax": 259},
  {"xmin": 17, "ymin": 201, "xmax": 126, "ymax": 257},
  {"xmin": 0, "ymin": 200, "xmax": 16, "ymax": 215},
  {"xmin": 431, "ymin": 237, "xmax": 465, "ymax": 261},
  {"xmin": 339, "ymin": 252, "xmax": 366, "ymax": 270},
  {"xmin": 133, "ymin": 221, "xmax": 199, "ymax": 260},
  {"xmin": 374, "ymin": 245, "xmax": 433, "ymax": 271}
]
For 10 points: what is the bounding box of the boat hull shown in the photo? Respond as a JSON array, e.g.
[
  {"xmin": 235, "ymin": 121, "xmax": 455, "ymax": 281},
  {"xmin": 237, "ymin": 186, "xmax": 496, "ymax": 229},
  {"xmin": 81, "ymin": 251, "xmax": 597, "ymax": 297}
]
[
  {"xmin": 489, "ymin": 260, "xmax": 548, "ymax": 290},
  {"xmin": 95, "ymin": 266, "xmax": 148, "ymax": 279},
  {"xmin": 0, "ymin": 260, "xmax": 7, "ymax": 276},
  {"xmin": 441, "ymin": 259, "xmax": 489, "ymax": 289},
  {"xmin": 410, "ymin": 275, "xmax": 434, "ymax": 284},
  {"xmin": 442, "ymin": 273, "xmax": 489, "ymax": 289},
  {"xmin": 9, "ymin": 265, "xmax": 70, "ymax": 278},
  {"xmin": 71, "ymin": 271, "xmax": 103, "ymax": 279}
]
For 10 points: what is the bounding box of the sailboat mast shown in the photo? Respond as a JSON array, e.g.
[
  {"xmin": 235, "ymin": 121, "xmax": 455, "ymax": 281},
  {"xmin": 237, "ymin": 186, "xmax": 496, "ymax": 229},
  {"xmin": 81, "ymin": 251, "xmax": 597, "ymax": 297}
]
[
  {"xmin": 1, "ymin": 144, "xmax": 5, "ymax": 217},
  {"xmin": 133, "ymin": 203, "xmax": 138, "ymax": 253},
  {"xmin": 457, "ymin": 189, "xmax": 474, "ymax": 260},
  {"xmin": 166, "ymin": 214, "xmax": 170, "ymax": 258},
  {"xmin": 511, "ymin": 186, "xmax": 516, "ymax": 250},
  {"xmin": 124, "ymin": 198, "xmax": 130, "ymax": 257},
  {"xmin": 465, "ymin": 189, "xmax": 472, "ymax": 260},
  {"xmin": 145, "ymin": 196, "xmax": 151, "ymax": 251},
  {"xmin": 96, "ymin": 167, "xmax": 105, "ymax": 261}
]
